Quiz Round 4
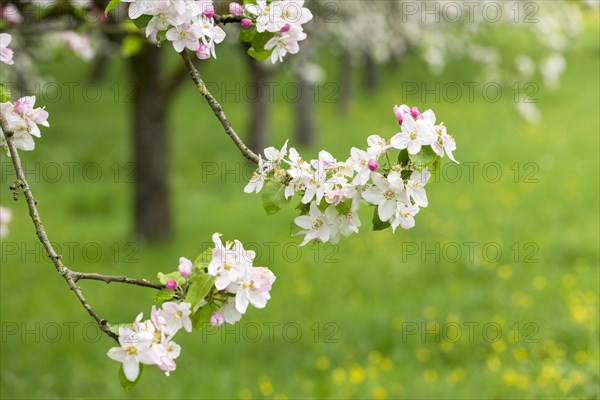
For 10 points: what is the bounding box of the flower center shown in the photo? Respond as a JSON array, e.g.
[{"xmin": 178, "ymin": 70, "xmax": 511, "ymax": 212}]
[
  {"xmin": 180, "ymin": 31, "xmax": 188, "ymax": 39},
  {"xmin": 223, "ymin": 261, "xmax": 232, "ymax": 271},
  {"xmin": 409, "ymin": 131, "xmax": 417, "ymax": 140},
  {"xmin": 384, "ymin": 190, "xmax": 395, "ymax": 200},
  {"xmin": 126, "ymin": 346, "xmax": 138, "ymax": 356},
  {"xmin": 312, "ymin": 219, "xmax": 323, "ymax": 230},
  {"xmin": 174, "ymin": 311, "xmax": 182, "ymax": 320},
  {"xmin": 243, "ymin": 280, "xmax": 255, "ymax": 290}
]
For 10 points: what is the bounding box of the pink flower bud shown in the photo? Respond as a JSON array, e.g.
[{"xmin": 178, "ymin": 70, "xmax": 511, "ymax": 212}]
[
  {"xmin": 241, "ymin": 18, "xmax": 252, "ymax": 28},
  {"xmin": 203, "ymin": 5, "xmax": 215, "ymax": 19},
  {"xmin": 178, "ymin": 257, "xmax": 193, "ymax": 278},
  {"xmin": 229, "ymin": 2, "xmax": 243, "ymax": 17},
  {"xmin": 410, "ymin": 106, "xmax": 420, "ymax": 119},
  {"xmin": 209, "ymin": 312, "xmax": 225, "ymax": 327},
  {"xmin": 280, "ymin": 23, "xmax": 291, "ymax": 33},
  {"xmin": 393, "ymin": 105, "xmax": 403, "ymax": 125},
  {"xmin": 196, "ymin": 44, "xmax": 210, "ymax": 60},
  {"xmin": 165, "ymin": 279, "xmax": 177, "ymax": 291},
  {"xmin": 368, "ymin": 159, "xmax": 379, "ymax": 172}
]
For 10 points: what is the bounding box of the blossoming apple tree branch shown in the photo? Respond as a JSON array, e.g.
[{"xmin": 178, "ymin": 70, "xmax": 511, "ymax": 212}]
[{"xmin": 0, "ymin": 0, "xmax": 460, "ymax": 388}]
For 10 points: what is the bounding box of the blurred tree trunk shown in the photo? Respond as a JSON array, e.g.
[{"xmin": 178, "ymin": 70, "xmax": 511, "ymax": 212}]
[
  {"xmin": 245, "ymin": 55, "xmax": 271, "ymax": 153},
  {"xmin": 339, "ymin": 51, "xmax": 352, "ymax": 115},
  {"xmin": 128, "ymin": 43, "xmax": 172, "ymax": 241},
  {"xmin": 295, "ymin": 73, "xmax": 315, "ymax": 147},
  {"xmin": 364, "ymin": 53, "xmax": 379, "ymax": 91}
]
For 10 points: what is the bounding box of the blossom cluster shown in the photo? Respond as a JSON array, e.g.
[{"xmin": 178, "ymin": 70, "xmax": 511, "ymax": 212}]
[
  {"xmin": 245, "ymin": 104, "xmax": 458, "ymax": 245},
  {"xmin": 107, "ymin": 233, "xmax": 275, "ymax": 383},
  {"xmin": 118, "ymin": 0, "xmax": 312, "ymax": 63},
  {"xmin": 0, "ymin": 96, "xmax": 49, "ymax": 152},
  {"xmin": 207, "ymin": 232, "xmax": 276, "ymax": 324},
  {"xmin": 244, "ymin": 0, "xmax": 313, "ymax": 63},
  {"xmin": 120, "ymin": 0, "xmax": 226, "ymax": 59},
  {"xmin": 107, "ymin": 301, "xmax": 191, "ymax": 382}
]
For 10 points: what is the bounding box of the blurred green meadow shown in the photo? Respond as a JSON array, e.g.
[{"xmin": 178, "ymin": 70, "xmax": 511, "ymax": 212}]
[{"xmin": 1, "ymin": 11, "xmax": 599, "ymax": 400}]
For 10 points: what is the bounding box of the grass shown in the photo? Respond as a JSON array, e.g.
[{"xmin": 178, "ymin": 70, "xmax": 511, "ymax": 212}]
[{"xmin": 0, "ymin": 11, "xmax": 598, "ymax": 400}]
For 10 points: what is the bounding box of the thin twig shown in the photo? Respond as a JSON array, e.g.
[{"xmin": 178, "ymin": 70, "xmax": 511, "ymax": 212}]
[
  {"xmin": 72, "ymin": 272, "xmax": 164, "ymax": 290},
  {"xmin": 180, "ymin": 50, "xmax": 260, "ymax": 164},
  {"xmin": 0, "ymin": 111, "xmax": 164, "ymax": 342}
]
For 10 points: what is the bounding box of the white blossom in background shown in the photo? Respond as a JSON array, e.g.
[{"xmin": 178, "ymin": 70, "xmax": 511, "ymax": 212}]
[
  {"xmin": 59, "ymin": 31, "xmax": 95, "ymax": 61},
  {"xmin": 0, "ymin": 33, "xmax": 14, "ymax": 65},
  {"xmin": 0, "ymin": 206, "xmax": 12, "ymax": 238},
  {"xmin": 310, "ymin": 0, "xmax": 583, "ymax": 121}
]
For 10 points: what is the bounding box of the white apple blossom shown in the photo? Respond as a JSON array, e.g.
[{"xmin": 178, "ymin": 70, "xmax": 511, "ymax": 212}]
[
  {"xmin": 390, "ymin": 115, "xmax": 434, "ymax": 155},
  {"xmin": 219, "ymin": 299, "xmax": 242, "ymax": 325},
  {"xmin": 362, "ymin": 172, "xmax": 409, "ymax": 222},
  {"xmin": 107, "ymin": 327, "xmax": 157, "ymax": 382},
  {"xmin": 265, "ymin": 28, "xmax": 307, "ymax": 64},
  {"xmin": 159, "ymin": 301, "xmax": 193, "ymax": 334},
  {"xmin": 405, "ymin": 169, "xmax": 431, "ymax": 208},
  {"xmin": 294, "ymin": 202, "xmax": 337, "ymax": 245},
  {"xmin": 244, "ymin": 155, "xmax": 268, "ymax": 193},
  {"xmin": 0, "ymin": 96, "xmax": 50, "ymax": 152},
  {"xmin": 228, "ymin": 266, "xmax": 276, "ymax": 313},
  {"xmin": 208, "ymin": 233, "xmax": 254, "ymax": 290},
  {"xmin": 166, "ymin": 22, "xmax": 202, "ymax": 52},
  {"xmin": 390, "ymin": 204, "xmax": 420, "ymax": 232},
  {"xmin": 0, "ymin": 33, "xmax": 14, "ymax": 65}
]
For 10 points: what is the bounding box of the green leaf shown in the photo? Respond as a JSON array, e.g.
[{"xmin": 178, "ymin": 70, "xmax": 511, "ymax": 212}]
[
  {"xmin": 0, "ymin": 84, "xmax": 11, "ymax": 102},
  {"xmin": 335, "ymin": 199, "xmax": 353, "ymax": 215},
  {"xmin": 397, "ymin": 149, "xmax": 410, "ymax": 166},
  {"xmin": 156, "ymin": 30, "xmax": 167, "ymax": 47},
  {"xmin": 409, "ymin": 146, "xmax": 438, "ymax": 171},
  {"xmin": 194, "ymin": 248, "xmax": 212, "ymax": 269},
  {"xmin": 372, "ymin": 208, "xmax": 391, "ymax": 231},
  {"xmin": 153, "ymin": 289, "xmax": 176, "ymax": 304},
  {"xmin": 238, "ymin": 26, "xmax": 257, "ymax": 43},
  {"xmin": 121, "ymin": 35, "xmax": 144, "ymax": 58},
  {"xmin": 185, "ymin": 273, "xmax": 215, "ymax": 308},
  {"xmin": 247, "ymin": 47, "xmax": 273, "ymax": 61},
  {"xmin": 133, "ymin": 14, "xmax": 152, "ymax": 30},
  {"xmin": 262, "ymin": 180, "xmax": 290, "ymax": 215},
  {"xmin": 104, "ymin": 0, "xmax": 121, "ymax": 16},
  {"xmin": 316, "ymin": 199, "xmax": 329, "ymax": 213},
  {"xmin": 157, "ymin": 271, "xmax": 185, "ymax": 286},
  {"xmin": 295, "ymin": 201, "xmax": 310, "ymax": 215},
  {"xmin": 119, "ymin": 364, "xmax": 142, "ymax": 390},
  {"xmin": 428, "ymin": 158, "xmax": 441, "ymax": 183},
  {"xmin": 247, "ymin": 31, "xmax": 275, "ymax": 61},
  {"xmin": 108, "ymin": 322, "xmax": 133, "ymax": 336},
  {"xmin": 191, "ymin": 305, "xmax": 214, "ymax": 331}
]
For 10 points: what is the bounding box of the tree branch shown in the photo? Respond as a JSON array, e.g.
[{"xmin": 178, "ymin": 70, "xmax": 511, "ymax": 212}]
[
  {"xmin": 0, "ymin": 111, "xmax": 163, "ymax": 343},
  {"xmin": 72, "ymin": 272, "xmax": 164, "ymax": 290},
  {"xmin": 180, "ymin": 50, "xmax": 260, "ymax": 164}
]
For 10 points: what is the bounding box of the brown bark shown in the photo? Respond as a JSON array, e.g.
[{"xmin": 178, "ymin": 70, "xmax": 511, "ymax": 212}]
[
  {"xmin": 128, "ymin": 43, "xmax": 172, "ymax": 241},
  {"xmin": 245, "ymin": 55, "xmax": 271, "ymax": 153}
]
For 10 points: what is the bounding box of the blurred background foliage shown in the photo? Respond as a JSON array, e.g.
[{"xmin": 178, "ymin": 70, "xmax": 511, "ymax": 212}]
[{"xmin": 0, "ymin": 1, "xmax": 599, "ymax": 399}]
